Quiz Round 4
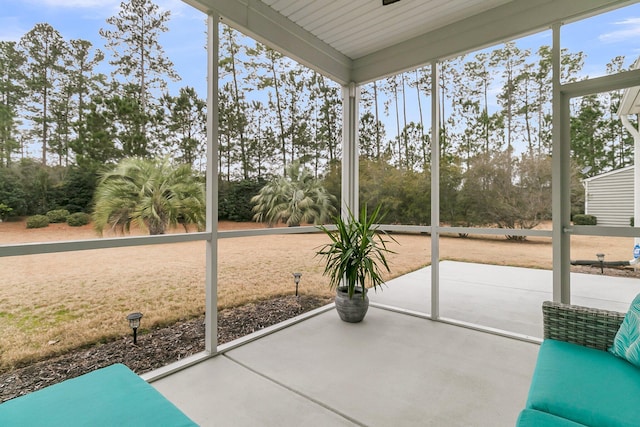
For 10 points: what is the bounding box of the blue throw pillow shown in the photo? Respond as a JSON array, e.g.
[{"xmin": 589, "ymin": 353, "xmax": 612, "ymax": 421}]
[{"xmin": 609, "ymin": 293, "xmax": 640, "ymax": 368}]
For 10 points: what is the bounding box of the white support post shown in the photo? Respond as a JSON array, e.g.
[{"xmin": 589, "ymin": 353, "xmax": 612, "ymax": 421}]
[
  {"xmin": 620, "ymin": 114, "xmax": 640, "ymax": 248},
  {"xmin": 205, "ymin": 14, "xmax": 219, "ymax": 354},
  {"xmin": 551, "ymin": 22, "xmax": 570, "ymax": 304},
  {"xmin": 342, "ymin": 82, "xmax": 360, "ymax": 217},
  {"xmin": 431, "ymin": 61, "xmax": 440, "ymax": 319}
]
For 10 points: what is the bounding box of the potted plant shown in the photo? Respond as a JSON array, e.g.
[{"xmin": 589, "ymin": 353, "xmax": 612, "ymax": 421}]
[{"xmin": 316, "ymin": 204, "xmax": 396, "ymax": 322}]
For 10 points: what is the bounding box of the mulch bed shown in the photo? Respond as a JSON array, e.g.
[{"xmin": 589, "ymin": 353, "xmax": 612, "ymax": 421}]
[
  {"xmin": 571, "ymin": 264, "xmax": 640, "ymax": 278},
  {"xmin": 0, "ymin": 294, "xmax": 333, "ymax": 403}
]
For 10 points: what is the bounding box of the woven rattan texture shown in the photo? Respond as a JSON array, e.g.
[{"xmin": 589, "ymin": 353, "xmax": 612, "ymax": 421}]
[{"xmin": 543, "ymin": 301, "xmax": 626, "ymax": 351}]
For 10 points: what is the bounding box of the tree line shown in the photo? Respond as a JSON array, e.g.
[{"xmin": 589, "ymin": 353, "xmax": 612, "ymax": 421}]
[
  {"xmin": 0, "ymin": 0, "xmax": 636, "ymax": 231},
  {"xmin": 0, "ymin": 0, "xmax": 203, "ymax": 171}
]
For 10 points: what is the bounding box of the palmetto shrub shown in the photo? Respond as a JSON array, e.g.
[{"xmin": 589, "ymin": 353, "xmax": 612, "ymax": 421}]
[
  {"xmin": 93, "ymin": 157, "xmax": 205, "ymax": 235},
  {"xmin": 251, "ymin": 161, "xmax": 336, "ymax": 227}
]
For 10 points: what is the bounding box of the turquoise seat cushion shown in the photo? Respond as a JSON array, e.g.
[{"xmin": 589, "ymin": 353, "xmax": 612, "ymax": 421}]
[
  {"xmin": 516, "ymin": 409, "xmax": 586, "ymax": 427},
  {"xmin": 609, "ymin": 293, "xmax": 640, "ymax": 367},
  {"xmin": 527, "ymin": 339, "xmax": 640, "ymax": 427},
  {"xmin": 0, "ymin": 363, "xmax": 197, "ymax": 427}
]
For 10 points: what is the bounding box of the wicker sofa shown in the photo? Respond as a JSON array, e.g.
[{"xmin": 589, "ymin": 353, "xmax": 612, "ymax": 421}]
[{"xmin": 516, "ymin": 301, "xmax": 640, "ymax": 427}]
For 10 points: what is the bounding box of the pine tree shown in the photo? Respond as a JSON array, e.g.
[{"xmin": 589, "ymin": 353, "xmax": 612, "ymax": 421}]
[
  {"xmin": 19, "ymin": 23, "xmax": 66, "ymax": 165},
  {"xmin": 490, "ymin": 42, "xmax": 529, "ymax": 153},
  {"xmin": 220, "ymin": 26, "xmax": 249, "ymax": 179},
  {"xmin": 75, "ymin": 93, "xmax": 122, "ymax": 167},
  {"xmin": 159, "ymin": 87, "xmax": 206, "ymax": 168},
  {"xmin": 246, "ymin": 43, "xmax": 288, "ymax": 175},
  {"xmin": 284, "ymin": 66, "xmax": 311, "ymax": 168},
  {"xmin": 309, "ymin": 71, "xmax": 341, "ymax": 166},
  {"xmin": 99, "ymin": 0, "xmax": 180, "ymax": 133},
  {"xmin": 382, "ymin": 74, "xmax": 403, "ymax": 167},
  {"xmin": 247, "ymin": 100, "xmax": 278, "ymax": 179},
  {"xmin": 571, "ymin": 95, "xmax": 608, "ymax": 176},
  {"xmin": 66, "ymin": 39, "xmax": 106, "ymax": 165},
  {"xmin": 0, "ymin": 41, "xmax": 26, "ymax": 167},
  {"xmin": 605, "ymin": 56, "xmax": 632, "ymax": 169}
]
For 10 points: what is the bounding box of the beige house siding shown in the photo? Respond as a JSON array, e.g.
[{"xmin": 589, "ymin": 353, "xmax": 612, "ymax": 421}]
[{"xmin": 584, "ymin": 166, "xmax": 634, "ymax": 227}]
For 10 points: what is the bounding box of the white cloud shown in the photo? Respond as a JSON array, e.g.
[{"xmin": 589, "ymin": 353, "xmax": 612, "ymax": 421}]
[
  {"xmin": 158, "ymin": 0, "xmax": 205, "ymax": 21},
  {"xmin": 599, "ymin": 17, "xmax": 640, "ymax": 43},
  {"xmin": 158, "ymin": 0, "xmax": 186, "ymax": 15}
]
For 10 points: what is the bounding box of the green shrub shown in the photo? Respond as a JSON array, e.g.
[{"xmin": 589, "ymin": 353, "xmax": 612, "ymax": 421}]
[
  {"xmin": 0, "ymin": 166, "xmax": 27, "ymax": 216},
  {"xmin": 0, "ymin": 203, "xmax": 13, "ymax": 221},
  {"xmin": 67, "ymin": 212, "xmax": 91, "ymax": 227},
  {"xmin": 573, "ymin": 214, "xmax": 597, "ymax": 225},
  {"xmin": 219, "ymin": 178, "xmax": 266, "ymax": 222},
  {"xmin": 46, "ymin": 209, "xmax": 70, "ymax": 223},
  {"xmin": 26, "ymin": 215, "xmax": 50, "ymax": 229}
]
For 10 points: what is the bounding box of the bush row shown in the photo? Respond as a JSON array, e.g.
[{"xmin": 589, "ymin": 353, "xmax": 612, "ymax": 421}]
[
  {"xmin": 0, "ymin": 160, "xmax": 97, "ymax": 218},
  {"xmin": 4, "ymin": 156, "xmax": 587, "ymax": 231},
  {"xmin": 26, "ymin": 211, "xmax": 91, "ymax": 229}
]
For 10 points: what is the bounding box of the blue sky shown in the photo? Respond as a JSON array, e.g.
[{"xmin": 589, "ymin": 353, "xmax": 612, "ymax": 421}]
[
  {"xmin": 541, "ymin": 6, "xmax": 640, "ymax": 78},
  {"xmin": 1, "ymin": 0, "xmax": 207, "ymax": 97}
]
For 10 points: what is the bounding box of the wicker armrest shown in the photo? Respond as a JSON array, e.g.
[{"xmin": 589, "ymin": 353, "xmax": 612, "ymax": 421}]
[{"xmin": 542, "ymin": 301, "xmax": 626, "ymax": 351}]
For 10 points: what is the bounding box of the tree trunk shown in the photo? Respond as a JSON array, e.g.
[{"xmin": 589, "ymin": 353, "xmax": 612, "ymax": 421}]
[
  {"xmin": 268, "ymin": 52, "xmax": 287, "ymax": 176},
  {"xmin": 373, "ymin": 81, "xmax": 380, "ymax": 159}
]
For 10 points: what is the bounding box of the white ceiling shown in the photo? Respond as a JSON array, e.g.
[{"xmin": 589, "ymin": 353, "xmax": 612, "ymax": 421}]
[
  {"xmin": 262, "ymin": 0, "xmax": 511, "ymax": 59},
  {"xmin": 183, "ymin": 0, "xmax": 636, "ymax": 85}
]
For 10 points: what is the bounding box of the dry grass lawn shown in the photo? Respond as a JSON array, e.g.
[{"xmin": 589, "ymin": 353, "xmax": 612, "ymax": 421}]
[{"xmin": 0, "ymin": 219, "xmax": 636, "ymax": 371}]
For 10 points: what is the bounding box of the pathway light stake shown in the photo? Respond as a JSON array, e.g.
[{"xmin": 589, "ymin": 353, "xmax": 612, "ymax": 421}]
[
  {"xmin": 127, "ymin": 312, "xmax": 143, "ymax": 345},
  {"xmin": 293, "ymin": 272, "xmax": 302, "ymax": 297},
  {"xmin": 596, "ymin": 253, "xmax": 605, "ymax": 274}
]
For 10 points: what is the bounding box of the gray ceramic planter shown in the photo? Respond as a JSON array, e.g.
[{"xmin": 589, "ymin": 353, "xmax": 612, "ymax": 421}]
[{"xmin": 335, "ymin": 286, "xmax": 369, "ymax": 322}]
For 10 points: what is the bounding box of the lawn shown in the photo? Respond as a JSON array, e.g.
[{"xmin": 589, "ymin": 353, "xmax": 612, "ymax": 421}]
[{"xmin": 0, "ymin": 219, "xmax": 635, "ymax": 371}]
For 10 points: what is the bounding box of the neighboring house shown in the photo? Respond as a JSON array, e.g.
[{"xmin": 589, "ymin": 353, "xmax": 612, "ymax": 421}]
[{"xmin": 584, "ymin": 165, "xmax": 634, "ymax": 226}]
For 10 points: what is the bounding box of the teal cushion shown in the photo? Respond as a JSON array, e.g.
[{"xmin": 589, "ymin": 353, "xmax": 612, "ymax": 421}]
[
  {"xmin": 0, "ymin": 363, "xmax": 197, "ymax": 427},
  {"xmin": 609, "ymin": 293, "xmax": 640, "ymax": 367},
  {"xmin": 517, "ymin": 409, "xmax": 586, "ymax": 427},
  {"xmin": 527, "ymin": 339, "xmax": 640, "ymax": 427}
]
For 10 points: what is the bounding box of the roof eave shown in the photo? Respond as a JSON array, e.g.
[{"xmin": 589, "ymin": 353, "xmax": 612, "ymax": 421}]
[{"xmin": 618, "ymin": 57, "xmax": 640, "ymax": 116}]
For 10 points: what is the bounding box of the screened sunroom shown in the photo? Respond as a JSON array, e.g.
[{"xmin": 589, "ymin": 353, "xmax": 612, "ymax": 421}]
[
  {"xmin": 178, "ymin": 0, "xmax": 640, "ymax": 358},
  {"xmin": 2, "ymin": 0, "xmax": 640, "ymax": 425}
]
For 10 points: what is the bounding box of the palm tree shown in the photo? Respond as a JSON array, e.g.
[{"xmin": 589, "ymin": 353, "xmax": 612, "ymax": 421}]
[
  {"xmin": 93, "ymin": 157, "xmax": 205, "ymax": 235},
  {"xmin": 251, "ymin": 161, "xmax": 337, "ymax": 227}
]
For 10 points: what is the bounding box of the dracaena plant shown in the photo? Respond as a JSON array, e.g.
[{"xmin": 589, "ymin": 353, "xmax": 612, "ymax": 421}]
[{"xmin": 316, "ymin": 204, "xmax": 396, "ymax": 299}]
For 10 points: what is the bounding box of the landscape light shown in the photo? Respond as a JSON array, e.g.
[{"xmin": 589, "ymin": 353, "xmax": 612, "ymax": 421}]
[
  {"xmin": 126, "ymin": 312, "xmax": 143, "ymax": 345},
  {"xmin": 596, "ymin": 253, "xmax": 605, "ymax": 274},
  {"xmin": 293, "ymin": 272, "xmax": 302, "ymax": 297}
]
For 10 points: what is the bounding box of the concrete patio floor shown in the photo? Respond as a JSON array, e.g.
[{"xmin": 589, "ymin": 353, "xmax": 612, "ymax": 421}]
[
  {"xmin": 150, "ymin": 261, "xmax": 640, "ymax": 426},
  {"xmin": 370, "ymin": 261, "xmax": 640, "ymax": 338}
]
